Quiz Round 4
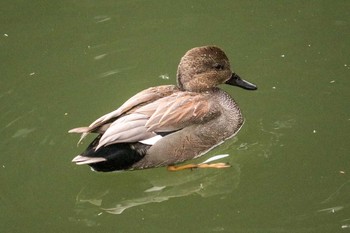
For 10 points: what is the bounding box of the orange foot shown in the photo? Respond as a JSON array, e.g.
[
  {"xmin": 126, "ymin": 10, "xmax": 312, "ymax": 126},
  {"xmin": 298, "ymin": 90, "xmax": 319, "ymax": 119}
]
[{"xmin": 167, "ymin": 163, "xmax": 230, "ymax": 171}]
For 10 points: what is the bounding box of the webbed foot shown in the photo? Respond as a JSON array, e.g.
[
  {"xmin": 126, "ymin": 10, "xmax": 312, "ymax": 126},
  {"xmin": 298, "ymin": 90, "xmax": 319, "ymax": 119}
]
[{"xmin": 167, "ymin": 162, "xmax": 230, "ymax": 171}]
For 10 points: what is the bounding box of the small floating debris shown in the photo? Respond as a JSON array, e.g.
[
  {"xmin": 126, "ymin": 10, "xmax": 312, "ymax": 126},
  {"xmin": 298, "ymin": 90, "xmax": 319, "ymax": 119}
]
[
  {"xmin": 99, "ymin": 69, "xmax": 120, "ymax": 78},
  {"xmin": 159, "ymin": 74, "xmax": 170, "ymax": 80},
  {"xmin": 29, "ymin": 72, "xmax": 35, "ymax": 76},
  {"xmin": 312, "ymin": 129, "xmax": 317, "ymax": 133},
  {"xmin": 280, "ymin": 54, "xmax": 285, "ymax": 58},
  {"xmin": 4, "ymin": 33, "xmax": 8, "ymax": 37},
  {"xmin": 94, "ymin": 54, "xmax": 107, "ymax": 60},
  {"xmin": 272, "ymin": 86, "xmax": 276, "ymax": 89},
  {"xmin": 94, "ymin": 15, "xmax": 111, "ymax": 23},
  {"xmin": 330, "ymin": 80, "xmax": 335, "ymax": 84}
]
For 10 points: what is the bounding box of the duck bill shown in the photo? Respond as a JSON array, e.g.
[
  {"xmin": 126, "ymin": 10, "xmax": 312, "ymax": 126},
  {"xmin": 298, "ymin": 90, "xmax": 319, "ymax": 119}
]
[{"xmin": 225, "ymin": 73, "xmax": 257, "ymax": 90}]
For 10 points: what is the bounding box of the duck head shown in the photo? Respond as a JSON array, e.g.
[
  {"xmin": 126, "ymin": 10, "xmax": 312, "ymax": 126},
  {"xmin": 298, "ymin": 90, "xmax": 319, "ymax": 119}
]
[{"xmin": 177, "ymin": 46, "xmax": 257, "ymax": 92}]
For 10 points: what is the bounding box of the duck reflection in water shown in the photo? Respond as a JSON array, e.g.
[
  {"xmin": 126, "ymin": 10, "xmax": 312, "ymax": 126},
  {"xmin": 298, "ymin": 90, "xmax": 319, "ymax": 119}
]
[{"xmin": 73, "ymin": 158, "xmax": 240, "ymax": 217}]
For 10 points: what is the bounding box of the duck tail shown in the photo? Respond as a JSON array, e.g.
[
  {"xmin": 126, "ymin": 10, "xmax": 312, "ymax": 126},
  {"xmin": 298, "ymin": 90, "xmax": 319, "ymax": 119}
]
[
  {"xmin": 68, "ymin": 127, "xmax": 90, "ymax": 133},
  {"xmin": 68, "ymin": 127, "xmax": 92, "ymax": 146},
  {"xmin": 72, "ymin": 135, "xmax": 148, "ymax": 172}
]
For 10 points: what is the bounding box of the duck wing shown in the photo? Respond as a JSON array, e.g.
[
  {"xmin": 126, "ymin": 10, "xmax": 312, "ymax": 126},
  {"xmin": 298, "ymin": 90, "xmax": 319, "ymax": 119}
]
[
  {"xmin": 69, "ymin": 85, "xmax": 178, "ymax": 143},
  {"xmin": 139, "ymin": 92, "xmax": 220, "ymax": 131},
  {"xmin": 87, "ymin": 85, "xmax": 178, "ymax": 129},
  {"xmin": 96, "ymin": 92, "xmax": 220, "ymax": 149}
]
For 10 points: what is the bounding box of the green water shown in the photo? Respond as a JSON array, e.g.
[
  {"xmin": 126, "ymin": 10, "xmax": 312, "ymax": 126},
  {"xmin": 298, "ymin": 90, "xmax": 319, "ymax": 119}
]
[{"xmin": 1, "ymin": 1, "xmax": 349, "ymax": 232}]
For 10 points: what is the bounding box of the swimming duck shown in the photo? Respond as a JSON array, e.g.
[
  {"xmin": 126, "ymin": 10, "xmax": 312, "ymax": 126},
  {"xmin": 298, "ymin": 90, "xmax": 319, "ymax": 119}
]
[{"xmin": 69, "ymin": 46, "xmax": 257, "ymax": 172}]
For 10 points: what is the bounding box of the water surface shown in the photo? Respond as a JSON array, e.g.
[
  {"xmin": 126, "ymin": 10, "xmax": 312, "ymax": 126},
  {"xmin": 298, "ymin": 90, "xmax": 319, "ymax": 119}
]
[{"xmin": 1, "ymin": 1, "xmax": 349, "ymax": 232}]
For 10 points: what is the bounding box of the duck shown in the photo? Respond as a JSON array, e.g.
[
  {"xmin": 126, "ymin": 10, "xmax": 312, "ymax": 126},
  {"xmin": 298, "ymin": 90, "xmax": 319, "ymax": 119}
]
[{"xmin": 69, "ymin": 45, "xmax": 257, "ymax": 172}]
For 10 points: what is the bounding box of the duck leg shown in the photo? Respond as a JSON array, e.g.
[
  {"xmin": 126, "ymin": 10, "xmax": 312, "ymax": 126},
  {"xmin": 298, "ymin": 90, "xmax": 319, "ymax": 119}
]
[{"xmin": 167, "ymin": 162, "xmax": 230, "ymax": 171}]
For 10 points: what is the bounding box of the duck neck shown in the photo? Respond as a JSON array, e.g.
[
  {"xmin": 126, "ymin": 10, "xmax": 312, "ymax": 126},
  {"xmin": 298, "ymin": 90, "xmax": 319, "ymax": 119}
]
[{"xmin": 177, "ymin": 74, "xmax": 216, "ymax": 92}]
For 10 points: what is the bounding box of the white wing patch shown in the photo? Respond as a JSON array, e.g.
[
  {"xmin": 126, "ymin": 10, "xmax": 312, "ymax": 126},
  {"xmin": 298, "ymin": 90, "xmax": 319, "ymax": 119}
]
[{"xmin": 139, "ymin": 135, "xmax": 163, "ymax": 145}]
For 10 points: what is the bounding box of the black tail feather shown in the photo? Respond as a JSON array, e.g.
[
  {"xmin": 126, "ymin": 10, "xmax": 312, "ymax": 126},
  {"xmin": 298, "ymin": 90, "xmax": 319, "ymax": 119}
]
[{"xmin": 80, "ymin": 135, "xmax": 148, "ymax": 172}]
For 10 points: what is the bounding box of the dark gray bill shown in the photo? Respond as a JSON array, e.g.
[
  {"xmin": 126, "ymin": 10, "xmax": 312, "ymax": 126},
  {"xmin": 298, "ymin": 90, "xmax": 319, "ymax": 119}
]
[{"xmin": 225, "ymin": 73, "xmax": 257, "ymax": 90}]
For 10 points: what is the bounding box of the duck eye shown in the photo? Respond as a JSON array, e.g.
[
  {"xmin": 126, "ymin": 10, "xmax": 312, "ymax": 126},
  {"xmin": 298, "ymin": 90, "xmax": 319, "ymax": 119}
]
[{"xmin": 213, "ymin": 63, "xmax": 224, "ymax": 70}]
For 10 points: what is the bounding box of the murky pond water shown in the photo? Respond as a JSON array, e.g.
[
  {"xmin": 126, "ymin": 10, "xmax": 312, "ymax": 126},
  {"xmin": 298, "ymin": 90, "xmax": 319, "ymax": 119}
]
[{"xmin": 1, "ymin": 1, "xmax": 349, "ymax": 232}]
